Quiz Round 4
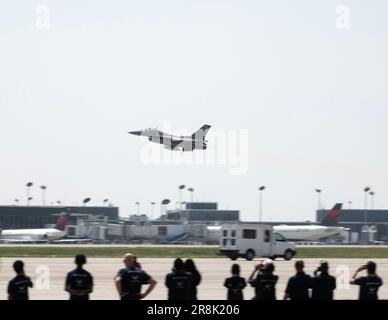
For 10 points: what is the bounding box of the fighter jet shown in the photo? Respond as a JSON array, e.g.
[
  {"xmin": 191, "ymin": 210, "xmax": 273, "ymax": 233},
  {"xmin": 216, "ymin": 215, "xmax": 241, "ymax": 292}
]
[{"xmin": 129, "ymin": 125, "xmax": 211, "ymax": 151}]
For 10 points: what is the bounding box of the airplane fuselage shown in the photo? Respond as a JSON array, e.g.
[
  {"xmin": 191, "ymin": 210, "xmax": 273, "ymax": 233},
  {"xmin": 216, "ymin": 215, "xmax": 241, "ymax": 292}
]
[
  {"xmin": 273, "ymin": 225, "xmax": 346, "ymax": 241},
  {"xmin": 0, "ymin": 228, "xmax": 67, "ymax": 241},
  {"xmin": 130, "ymin": 126, "xmax": 210, "ymax": 151},
  {"xmin": 206, "ymin": 225, "xmax": 347, "ymax": 242}
]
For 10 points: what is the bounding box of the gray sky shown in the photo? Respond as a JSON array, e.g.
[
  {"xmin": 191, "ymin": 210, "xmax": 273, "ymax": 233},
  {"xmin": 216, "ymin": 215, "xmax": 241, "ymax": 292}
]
[{"xmin": 1, "ymin": 0, "xmax": 388, "ymax": 221}]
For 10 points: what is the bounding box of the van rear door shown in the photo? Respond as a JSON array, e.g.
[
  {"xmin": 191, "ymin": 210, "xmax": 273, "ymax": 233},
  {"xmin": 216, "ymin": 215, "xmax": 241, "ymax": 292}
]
[{"xmin": 220, "ymin": 224, "xmax": 238, "ymax": 251}]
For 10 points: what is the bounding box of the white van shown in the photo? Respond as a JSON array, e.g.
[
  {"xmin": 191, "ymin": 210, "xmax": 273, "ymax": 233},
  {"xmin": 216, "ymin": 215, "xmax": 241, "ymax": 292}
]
[{"xmin": 219, "ymin": 222, "xmax": 296, "ymax": 261}]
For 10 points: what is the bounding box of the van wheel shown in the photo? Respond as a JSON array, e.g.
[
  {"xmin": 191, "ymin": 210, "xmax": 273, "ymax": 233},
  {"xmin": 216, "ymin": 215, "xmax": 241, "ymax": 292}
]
[
  {"xmin": 283, "ymin": 249, "xmax": 294, "ymax": 261},
  {"xmin": 269, "ymin": 256, "xmax": 276, "ymax": 261},
  {"xmin": 229, "ymin": 254, "xmax": 238, "ymax": 261},
  {"xmin": 245, "ymin": 249, "xmax": 255, "ymax": 261}
]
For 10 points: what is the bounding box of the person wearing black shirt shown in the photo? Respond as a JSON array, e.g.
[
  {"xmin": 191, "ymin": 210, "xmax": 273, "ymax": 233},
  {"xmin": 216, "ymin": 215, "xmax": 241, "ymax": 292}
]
[
  {"xmin": 224, "ymin": 264, "xmax": 246, "ymax": 300},
  {"xmin": 65, "ymin": 254, "xmax": 93, "ymax": 300},
  {"xmin": 311, "ymin": 260, "xmax": 336, "ymax": 300},
  {"xmin": 249, "ymin": 259, "xmax": 278, "ymax": 300},
  {"xmin": 8, "ymin": 260, "xmax": 33, "ymax": 300},
  {"xmin": 184, "ymin": 258, "xmax": 201, "ymax": 300},
  {"xmin": 350, "ymin": 261, "xmax": 383, "ymax": 300},
  {"xmin": 166, "ymin": 258, "xmax": 194, "ymax": 300},
  {"xmin": 284, "ymin": 260, "xmax": 312, "ymax": 300},
  {"xmin": 115, "ymin": 253, "xmax": 157, "ymax": 300}
]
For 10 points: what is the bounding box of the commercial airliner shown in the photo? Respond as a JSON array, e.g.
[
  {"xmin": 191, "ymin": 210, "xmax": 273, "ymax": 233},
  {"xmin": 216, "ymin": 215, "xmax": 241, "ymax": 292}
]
[
  {"xmin": 0, "ymin": 212, "xmax": 69, "ymax": 242},
  {"xmin": 206, "ymin": 203, "xmax": 348, "ymax": 242},
  {"xmin": 273, "ymin": 203, "xmax": 348, "ymax": 241},
  {"xmin": 129, "ymin": 125, "xmax": 211, "ymax": 151}
]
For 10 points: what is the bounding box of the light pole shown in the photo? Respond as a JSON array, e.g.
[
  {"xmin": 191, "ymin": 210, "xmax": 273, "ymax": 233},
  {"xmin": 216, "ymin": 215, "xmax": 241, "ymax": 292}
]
[
  {"xmin": 363, "ymin": 187, "xmax": 370, "ymax": 230},
  {"xmin": 83, "ymin": 197, "xmax": 91, "ymax": 207},
  {"xmin": 14, "ymin": 199, "xmax": 19, "ymax": 206},
  {"xmin": 348, "ymin": 201, "xmax": 352, "ymax": 209},
  {"xmin": 369, "ymin": 191, "xmax": 375, "ymax": 210},
  {"xmin": 161, "ymin": 199, "xmax": 170, "ymax": 218},
  {"xmin": 26, "ymin": 182, "xmax": 33, "ymax": 205},
  {"xmin": 178, "ymin": 185, "xmax": 186, "ymax": 209},
  {"xmin": 150, "ymin": 202, "xmax": 156, "ymax": 220},
  {"xmin": 40, "ymin": 186, "xmax": 47, "ymax": 206},
  {"xmin": 315, "ymin": 189, "xmax": 322, "ymax": 210},
  {"xmin": 258, "ymin": 186, "xmax": 266, "ymax": 222},
  {"xmin": 188, "ymin": 188, "xmax": 194, "ymax": 202},
  {"xmin": 135, "ymin": 202, "xmax": 140, "ymax": 215}
]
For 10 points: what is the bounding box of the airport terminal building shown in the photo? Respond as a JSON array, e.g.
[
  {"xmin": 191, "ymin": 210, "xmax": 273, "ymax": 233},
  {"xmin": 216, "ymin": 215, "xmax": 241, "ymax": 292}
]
[
  {"xmin": 317, "ymin": 209, "xmax": 388, "ymax": 242},
  {"xmin": 166, "ymin": 202, "xmax": 240, "ymax": 222},
  {"xmin": 0, "ymin": 205, "xmax": 119, "ymax": 229}
]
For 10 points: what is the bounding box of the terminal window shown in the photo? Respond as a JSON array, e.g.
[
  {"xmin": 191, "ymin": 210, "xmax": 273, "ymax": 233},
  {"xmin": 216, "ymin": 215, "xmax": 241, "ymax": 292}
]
[{"xmin": 242, "ymin": 229, "xmax": 256, "ymax": 239}]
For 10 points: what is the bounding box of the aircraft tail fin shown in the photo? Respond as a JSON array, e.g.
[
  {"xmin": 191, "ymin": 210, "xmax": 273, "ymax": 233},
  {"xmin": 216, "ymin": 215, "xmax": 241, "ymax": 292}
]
[
  {"xmin": 320, "ymin": 203, "xmax": 343, "ymax": 226},
  {"xmin": 192, "ymin": 124, "xmax": 211, "ymax": 140},
  {"xmin": 55, "ymin": 212, "xmax": 70, "ymax": 231}
]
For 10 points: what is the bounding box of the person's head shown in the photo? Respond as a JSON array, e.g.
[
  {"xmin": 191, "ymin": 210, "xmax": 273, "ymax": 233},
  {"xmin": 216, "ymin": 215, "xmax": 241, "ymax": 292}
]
[
  {"xmin": 366, "ymin": 261, "xmax": 377, "ymax": 275},
  {"xmin": 184, "ymin": 259, "xmax": 197, "ymax": 272},
  {"xmin": 295, "ymin": 260, "xmax": 305, "ymax": 272},
  {"xmin": 263, "ymin": 259, "xmax": 275, "ymax": 274},
  {"xmin": 13, "ymin": 260, "xmax": 24, "ymax": 274},
  {"xmin": 123, "ymin": 253, "xmax": 135, "ymax": 268},
  {"xmin": 75, "ymin": 254, "xmax": 86, "ymax": 268},
  {"xmin": 231, "ymin": 264, "xmax": 240, "ymax": 275},
  {"xmin": 318, "ymin": 260, "xmax": 329, "ymax": 273},
  {"xmin": 173, "ymin": 258, "xmax": 184, "ymax": 271}
]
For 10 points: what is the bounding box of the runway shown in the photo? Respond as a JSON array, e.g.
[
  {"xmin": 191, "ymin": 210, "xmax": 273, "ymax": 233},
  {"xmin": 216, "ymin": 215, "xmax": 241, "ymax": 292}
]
[{"xmin": 1, "ymin": 258, "xmax": 387, "ymax": 300}]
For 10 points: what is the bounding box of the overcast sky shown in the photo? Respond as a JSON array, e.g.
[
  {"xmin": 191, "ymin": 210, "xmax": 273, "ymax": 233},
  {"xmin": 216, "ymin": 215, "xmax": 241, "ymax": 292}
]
[{"xmin": 1, "ymin": 1, "xmax": 388, "ymax": 221}]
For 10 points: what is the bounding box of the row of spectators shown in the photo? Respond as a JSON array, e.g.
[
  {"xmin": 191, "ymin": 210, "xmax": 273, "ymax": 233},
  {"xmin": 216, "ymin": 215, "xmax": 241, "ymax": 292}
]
[{"xmin": 6, "ymin": 254, "xmax": 383, "ymax": 300}]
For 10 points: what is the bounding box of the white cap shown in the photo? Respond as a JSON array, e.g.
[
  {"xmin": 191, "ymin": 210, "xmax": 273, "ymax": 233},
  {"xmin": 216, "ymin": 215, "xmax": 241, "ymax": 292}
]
[{"xmin": 263, "ymin": 259, "xmax": 274, "ymax": 266}]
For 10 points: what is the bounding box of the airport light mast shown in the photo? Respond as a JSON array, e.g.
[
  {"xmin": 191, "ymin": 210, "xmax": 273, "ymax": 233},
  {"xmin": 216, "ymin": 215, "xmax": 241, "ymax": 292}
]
[
  {"xmin": 178, "ymin": 185, "xmax": 186, "ymax": 209},
  {"xmin": 258, "ymin": 186, "xmax": 266, "ymax": 222},
  {"xmin": 135, "ymin": 202, "xmax": 140, "ymax": 215},
  {"xmin": 188, "ymin": 187, "xmax": 194, "ymax": 202},
  {"xmin": 315, "ymin": 189, "xmax": 322, "ymax": 210},
  {"xmin": 83, "ymin": 197, "xmax": 91, "ymax": 207},
  {"xmin": 363, "ymin": 187, "xmax": 370, "ymax": 226},
  {"xmin": 369, "ymin": 191, "xmax": 375, "ymax": 210},
  {"xmin": 40, "ymin": 185, "xmax": 47, "ymax": 206},
  {"xmin": 150, "ymin": 202, "xmax": 156, "ymax": 220},
  {"xmin": 26, "ymin": 182, "xmax": 33, "ymax": 205},
  {"xmin": 161, "ymin": 199, "xmax": 170, "ymax": 219}
]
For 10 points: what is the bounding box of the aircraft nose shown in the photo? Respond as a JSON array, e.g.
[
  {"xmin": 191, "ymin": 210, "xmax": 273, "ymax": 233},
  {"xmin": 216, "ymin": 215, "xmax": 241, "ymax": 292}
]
[{"xmin": 129, "ymin": 130, "xmax": 142, "ymax": 136}]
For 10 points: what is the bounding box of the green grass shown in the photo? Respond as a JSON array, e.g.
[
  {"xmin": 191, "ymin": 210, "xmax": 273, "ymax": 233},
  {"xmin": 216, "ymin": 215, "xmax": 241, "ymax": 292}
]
[
  {"xmin": 1, "ymin": 246, "xmax": 388, "ymax": 259},
  {"xmin": 0, "ymin": 247, "xmax": 220, "ymax": 258}
]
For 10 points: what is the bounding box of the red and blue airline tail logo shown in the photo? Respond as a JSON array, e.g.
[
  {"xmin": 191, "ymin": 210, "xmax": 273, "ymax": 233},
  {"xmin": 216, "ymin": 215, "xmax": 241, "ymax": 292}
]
[
  {"xmin": 322, "ymin": 203, "xmax": 343, "ymax": 226},
  {"xmin": 55, "ymin": 213, "xmax": 70, "ymax": 231}
]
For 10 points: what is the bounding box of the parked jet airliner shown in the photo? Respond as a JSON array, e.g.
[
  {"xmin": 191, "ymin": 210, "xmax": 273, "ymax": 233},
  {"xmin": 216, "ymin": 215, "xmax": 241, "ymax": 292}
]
[
  {"xmin": 206, "ymin": 203, "xmax": 348, "ymax": 242},
  {"xmin": 0, "ymin": 212, "xmax": 69, "ymax": 241}
]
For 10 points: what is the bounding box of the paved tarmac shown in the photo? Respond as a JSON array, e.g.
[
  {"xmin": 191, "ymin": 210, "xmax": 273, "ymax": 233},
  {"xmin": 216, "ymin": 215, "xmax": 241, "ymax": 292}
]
[{"xmin": 0, "ymin": 257, "xmax": 387, "ymax": 300}]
